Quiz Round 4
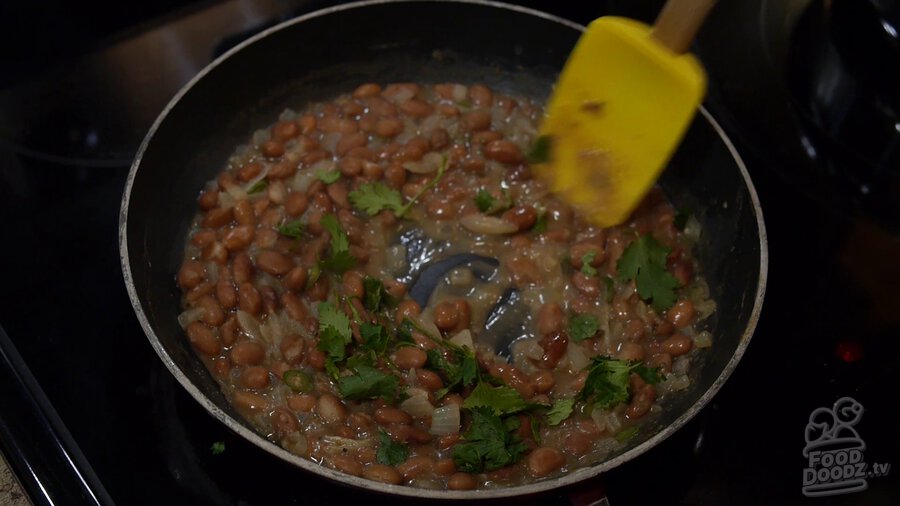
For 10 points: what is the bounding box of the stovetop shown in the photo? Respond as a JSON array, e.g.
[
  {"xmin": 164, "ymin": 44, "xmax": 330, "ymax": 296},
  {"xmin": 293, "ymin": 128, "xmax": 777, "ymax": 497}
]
[{"xmin": 1, "ymin": 1, "xmax": 898, "ymax": 505}]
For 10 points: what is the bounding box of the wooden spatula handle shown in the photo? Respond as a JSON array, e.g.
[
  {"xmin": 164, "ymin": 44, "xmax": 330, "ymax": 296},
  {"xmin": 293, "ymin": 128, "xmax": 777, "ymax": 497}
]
[{"xmin": 651, "ymin": 0, "xmax": 717, "ymax": 54}]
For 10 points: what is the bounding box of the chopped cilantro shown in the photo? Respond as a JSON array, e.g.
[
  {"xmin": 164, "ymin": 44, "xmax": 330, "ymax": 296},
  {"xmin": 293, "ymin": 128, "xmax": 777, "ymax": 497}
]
[
  {"xmin": 569, "ymin": 314, "xmax": 600, "ymax": 341},
  {"xmin": 359, "ymin": 322, "xmax": 389, "ymax": 354},
  {"xmin": 579, "ymin": 357, "xmax": 661, "ymax": 409},
  {"xmin": 315, "ymin": 167, "xmax": 341, "ymax": 184},
  {"xmin": 452, "ymin": 407, "xmax": 528, "ymax": 473},
  {"xmin": 349, "ymin": 182, "xmax": 404, "ymax": 216},
  {"xmin": 530, "ymin": 416, "xmax": 542, "ymax": 444},
  {"xmin": 376, "ymin": 430, "xmax": 409, "ymax": 466},
  {"xmin": 463, "ymin": 382, "xmax": 527, "ymax": 416},
  {"xmin": 362, "ymin": 277, "xmax": 393, "ymax": 311},
  {"xmin": 546, "ymin": 398, "xmax": 575, "ymax": 426},
  {"xmin": 617, "ymin": 235, "xmax": 680, "ymax": 312},
  {"xmin": 277, "ymin": 220, "xmax": 304, "ymax": 239},
  {"xmin": 581, "ymin": 251, "xmax": 598, "ymax": 277},
  {"xmin": 319, "ymin": 214, "xmax": 356, "ymax": 274},
  {"xmin": 316, "ymin": 301, "xmax": 352, "ymax": 364},
  {"xmin": 427, "ymin": 347, "xmax": 478, "ymax": 399},
  {"xmin": 526, "ymin": 135, "xmax": 553, "ymax": 164},
  {"xmin": 337, "ymin": 365, "xmax": 399, "ymax": 401},
  {"xmin": 531, "ymin": 207, "xmax": 548, "ymax": 233},
  {"xmin": 210, "ymin": 441, "xmax": 225, "ymax": 455},
  {"xmin": 247, "ymin": 180, "xmax": 268, "ymax": 194},
  {"xmin": 602, "ymin": 275, "xmax": 615, "ymax": 303},
  {"xmin": 350, "ymin": 157, "xmax": 447, "ymax": 218},
  {"xmin": 474, "ymin": 189, "xmax": 512, "ymax": 215}
]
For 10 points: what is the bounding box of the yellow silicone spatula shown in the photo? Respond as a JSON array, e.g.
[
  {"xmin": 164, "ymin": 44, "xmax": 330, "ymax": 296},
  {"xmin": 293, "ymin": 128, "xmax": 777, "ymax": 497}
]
[{"xmin": 535, "ymin": 0, "xmax": 717, "ymax": 227}]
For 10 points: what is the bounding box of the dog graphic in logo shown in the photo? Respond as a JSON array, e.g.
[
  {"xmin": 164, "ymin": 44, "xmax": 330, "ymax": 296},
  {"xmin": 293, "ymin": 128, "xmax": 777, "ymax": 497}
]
[{"xmin": 802, "ymin": 397, "xmax": 868, "ymax": 497}]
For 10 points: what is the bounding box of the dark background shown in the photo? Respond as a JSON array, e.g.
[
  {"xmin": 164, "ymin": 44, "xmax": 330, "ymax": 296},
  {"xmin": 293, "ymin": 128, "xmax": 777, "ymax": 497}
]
[{"xmin": 1, "ymin": 0, "xmax": 898, "ymax": 505}]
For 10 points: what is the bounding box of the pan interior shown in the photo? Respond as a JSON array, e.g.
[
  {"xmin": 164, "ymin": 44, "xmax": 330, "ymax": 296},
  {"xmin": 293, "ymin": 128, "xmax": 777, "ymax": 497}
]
[{"xmin": 121, "ymin": 0, "xmax": 765, "ymax": 499}]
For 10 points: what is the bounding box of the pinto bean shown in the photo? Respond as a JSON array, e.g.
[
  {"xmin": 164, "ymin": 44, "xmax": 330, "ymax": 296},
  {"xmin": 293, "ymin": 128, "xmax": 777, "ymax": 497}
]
[
  {"xmin": 531, "ymin": 370, "xmax": 556, "ymax": 394},
  {"xmin": 231, "ymin": 340, "xmax": 266, "ymax": 366},
  {"xmin": 393, "ymin": 346, "xmax": 427, "ymax": 370},
  {"xmin": 484, "ymin": 139, "xmax": 523, "ymax": 164},
  {"xmin": 283, "ymin": 266, "xmax": 308, "ymax": 291},
  {"xmin": 255, "ymin": 250, "xmax": 293, "ymax": 275},
  {"xmin": 236, "ymin": 161, "xmax": 263, "ymax": 182},
  {"xmin": 433, "ymin": 301, "xmax": 460, "ymax": 332},
  {"xmin": 330, "ymin": 455, "xmax": 363, "ymax": 477},
  {"xmin": 448, "ymin": 472, "xmax": 477, "ymax": 490},
  {"xmin": 395, "ymin": 300, "xmax": 421, "ymax": 324},
  {"xmin": 501, "ymin": 205, "xmax": 537, "ymax": 232},
  {"xmin": 538, "ymin": 331, "xmax": 569, "ymax": 369},
  {"xmin": 375, "ymin": 117, "xmax": 404, "ymax": 138},
  {"xmin": 666, "ymin": 300, "xmax": 695, "ymax": 329},
  {"xmin": 198, "ymin": 189, "xmax": 218, "ymax": 210},
  {"xmin": 240, "ymin": 366, "xmax": 270, "ymax": 389},
  {"xmin": 400, "ymin": 99, "xmax": 433, "ymax": 117},
  {"xmin": 468, "ymin": 84, "xmax": 493, "ymax": 106},
  {"xmin": 219, "ymin": 314, "xmax": 239, "ymax": 346},
  {"xmin": 271, "ymin": 407, "xmax": 300, "ymax": 437},
  {"xmin": 363, "ymin": 464, "xmax": 402, "ymax": 485},
  {"xmin": 197, "ymin": 295, "xmax": 225, "ymax": 326},
  {"xmin": 202, "ymin": 207, "xmax": 233, "ymax": 228},
  {"xmin": 177, "ymin": 260, "xmax": 205, "ymax": 289},
  {"xmin": 397, "ymin": 456, "xmax": 433, "ymax": 480},
  {"xmin": 232, "ymin": 253, "xmax": 253, "ymax": 283},
  {"xmin": 238, "ymin": 282, "xmax": 262, "ymax": 315},
  {"xmin": 508, "ymin": 256, "xmax": 540, "ymax": 286},
  {"xmin": 284, "ymin": 192, "xmax": 308, "ymax": 217},
  {"xmin": 317, "ymin": 394, "xmax": 348, "ymax": 423},
  {"xmin": 625, "ymin": 384, "xmax": 657, "ymax": 420},
  {"xmin": 223, "ymin": 224, "xmax": 255, "ymax": 251},
  {"xmin": 374, "ymin": 407, "xmax": 413, "ymax": 425},
  {"xmin": 416, "ymin": 369, "xmax": 443, "ymax": 391},
  {"xmin": 661, "ymin": 333, "xmax": 693, "ymax": 357},
  {"xmin": 186, "ymin": 322, "xmax": 220, "ymax": 356},
  {"xmin": 461, "ymin": 110, "xmax": 491, "ymax": 132},
  {"xmin": 527, "ymin": 447, "xmax": 565, "ymax": 478},
  {"xmin": 282, "ymin": 292, "xmax": 308, "ymax": 322},
  {"xmin": 617, "ymin": 342, "xmax": 645, "ymax": 362},
  {"xmin": 537, "ymin": 302, "xmax": 564, "ymax": 335},
  {"xmin": 232, "ymin": 390, "xmax": 268, "ymax": 412},
  {"xmin": 216, "ymin": 278, "xmax": 237, "ymax": 309},
  {"xmin": 353, "ymin": 83, "xmax": 382, "ymax": 98},
  {"xmin": 572, "ymin": 272, "xmax": 600, "ymax": 296}
]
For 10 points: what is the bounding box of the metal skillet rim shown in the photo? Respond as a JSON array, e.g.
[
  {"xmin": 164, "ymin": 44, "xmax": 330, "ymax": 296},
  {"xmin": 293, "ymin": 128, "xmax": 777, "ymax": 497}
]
[{"xmin": 119, "ymin": 0, "xmax": 769, "ymax": 499}]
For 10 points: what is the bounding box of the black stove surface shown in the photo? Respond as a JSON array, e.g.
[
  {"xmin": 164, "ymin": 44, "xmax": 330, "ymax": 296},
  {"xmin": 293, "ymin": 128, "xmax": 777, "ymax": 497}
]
[{"xmin": 1, "ymin": 1, "xmax": 898, "ymax": 505}]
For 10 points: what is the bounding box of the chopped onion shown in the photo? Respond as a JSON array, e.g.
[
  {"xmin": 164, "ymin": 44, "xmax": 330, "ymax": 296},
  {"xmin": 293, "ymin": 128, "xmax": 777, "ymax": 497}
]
[
  {"xmin": 430, "ymin": 404, "xmax": 460, "ymax": 436},
  {"xmin": 402, "ymin": 152, "xmax": 444, "ymax": 174},
  {"xmin": 217, "ymin": 191, "xmax": 236, "ymax": 209},
  {"xmin": 672, "ymin": 356, "xmax": 691, "ymax": 376},
  {"xmin": 460, "ymin": 214, "xmax": 518, "ymax": 235},
  {"xmin": 400, "ymin": 389, "xmax": 434, "ymax": 418},
  {"xmin": 252, "ymin": 128, "xmax": 271, "ymax": 145},
  {"xmin": 278, "ymin": 108, "xmax": 297, "ymax": 121},
  {"xmin": 236, "ymin": 310, "xmax": 262, "ymax": 341},
  {"xmin": 567, "ymin": 341, "xmax": 591, "ymax": 371},
  {"xmin": 450, "ymin": 84, "xmax": 467, "ymax": 102},
  {"xmin": 449, "ymin": 329, "xmax": 474, "ymax": 350},
  {"xmin": 282, "ymin": 432, "xmax": 308, "ymax": 457},
  {"xmin": 290, "ymin": 166, "xmax": 319, "ymax": 192},
  {"xmin": 694, "ymin": 331, "xmax": 713, "ymax": 348},
  {"xmin": 177, "ymin": 307, "xmax": 204, "ymax": 329},
  {"xmin": 259, "ymin": 313, "xmax": 285, "ymax": 345},
  {"xmin": 321, "ymin": 132, "xmax": 341, "ymax": 152},
  {"xmin": 660, "ymin": 374, "xmax": 691, "ymax": 393},
  {"xmin": 591, "ymin": 408, "xmax": 622, "ymax": 434},
  {"xmin": 204, "ymin": 262, "xmax": 219, "ymax": 283}
]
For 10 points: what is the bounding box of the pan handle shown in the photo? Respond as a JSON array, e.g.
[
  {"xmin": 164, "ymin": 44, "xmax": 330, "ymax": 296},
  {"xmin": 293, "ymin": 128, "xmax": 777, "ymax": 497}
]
[{"xmin": 651, "ymin": 0, "xmax": 718, "ymax": 54}]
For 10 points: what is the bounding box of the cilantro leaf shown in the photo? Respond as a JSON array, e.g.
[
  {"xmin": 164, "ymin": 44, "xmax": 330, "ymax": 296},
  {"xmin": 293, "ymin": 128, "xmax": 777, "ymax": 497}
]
[
  {"xmin": 319, "ymin": 214, "xmax": 356, "ymax": 274},
  {"xmin": 633, "ymin": 363, "xmax": 663, "ymax": 385},
  {"xmin": 463, "ymin": 382, "xmax": 527, "ymax": 416},
  {"xmin": 315, "ymin": 167, "xmax": 341, "ymax": 184},
  {"xmin": 615, "ymin": 426, "xmax": 639, "ymax": 443},
  {"xmin": 474, "ymin": 189, "xmax": 512, "ymax": 215},
  {"xmin": 580, "ymin": 251, "xmax": 598, "ymax": 277},
  {"xmin": 617, "ymin": 235, "xmax": 681, "ymax": 312},
  {"xmin": 427, "ymin": 348, "xmax": 478, "ymax": 399},
  {"xmin": 349, "ymin": 182, "xmax": 405, "ymax": 216},
  {"xmin": 546, "ymin": 398, "xmax": 575, "ymax": 426},
  {"xmin": 316, "ymin": 301, "xmax": 352, "ymax": 362},
  {"xmin": 569, "ymin": 314, "xmax": 599, "ymax": 341},
  {"xmin": 359, "ymin": 322, "xmax": 389, "ymax": 354},
  {"xmin": 579, "ymin": 357, "xmax": 661, "ymax": 409},
  {"xmin": 277, "ymin": 220, "xmax": 305, "ymax": 239},
  {"xmin": 362, "ymin": 277, "xmax": 393, "ymax": 311},
  {"xmin": 531, "ymin": 207, "xmax": 548, "ymax": 233},
  {"xmin": 247, "ymin": 180, "xmax": 268, "ymax": 194},
  {"xmin": 453, "ymin": 408, "xmax": 528, "ymax": 473},
  {"xmin": 338, "ymin": 365, "xmax": 399, "ymax": 401},
  {"xmin": 526, "ymin": 135, "xmax": 553, "ymax": 164},
  {"xmin": 210, "ymin": 441, "xmax": 225, "ymax": 455},
  {"xmin": 376, "ymin": 430, "xmax": 409, "ymax": 466}
]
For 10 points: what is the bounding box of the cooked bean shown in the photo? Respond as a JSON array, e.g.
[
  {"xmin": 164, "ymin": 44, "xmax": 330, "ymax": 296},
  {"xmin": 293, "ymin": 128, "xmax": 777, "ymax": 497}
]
[
  {"xmin": 537, "ymin": 302, "xmax": 564, "ymax": 335},
  {"xmin": 508, "ymin": 256, "xmax": 540, "ymax": 286},
  {"xmin": 216, "ymin": 278, "xmax": 237, "ymax": 309},
  {"xmin": 317, "ymin": 393, "xmax": 348, "ymax": 423},
  {"xmin": 272, "ymin": 120, "xmax": 300, "ymax": 141},
  {"xmin": 569, "ymin": 242, "xmax": 606, "ymax": 268},
  {"xmin": 236, "ymin": 161, "xmax": 263, "ymax": 182},
  {"xmin": 202, "ymin": 207, "xmax": 233, "ymax": 228},
  {"xmin": 177, "ymin": 260, "xmax": 205, "ymax": 289},
  {"xmin": 625, "ymin": 384, "xmax": 657, "ymax": 420},
  {"xmin": 186, "ymin": 322, "xmax": 220, "ymax": 356},
  {"xmin": 240, "ymin": 366, "xmax": 270, "ymax": 389},
  {"xmin": 397, "ymin": 456, "xmax": 433, "ymax": 480},
  {"xmin": 461, "ymin": 110, "xmax": 491, "ymax": 131},
  {"xmin": 232, "ymin": 253, "xmax": 253, "ymax": 283},
  {"xmin": 191, "ymin": 229, "xmax": 216, "ymax": 247},
  {"xmin": 284, "ymin": 192, "xmax": 308, "ymax": 217},
  {"xmin": 416, "ymin": 369, "xmax": 443, "ymax": 391},
  {"xmin": 471, "ymin": 130, "xmax": 503, "ymax": 145},
  {"xmin": 531, "ymin": 370, "xmax": 556, "ymax": 394},
  {"xmin": 468, "ymin": 84, "xmax": 493, "ymax": 106},
  {"xmin": 623, "ymin": 318, "xmax": 646, "ymax": 341},
  {"xmin": 393, "ymin": 346, "xmax": 427, "ymax": 370},
  {"xmin": 283, "ymin": 266, "xmax": 308, "ymax": 291},
  {"xmin": 287, "ymin": 393, "xmax": 317, "ymax": 412},
  {"xmin": 261, "ymin": 140, "xmax": 285, "ymax": 158},
  {"xmin": 563, "ymin": 432, "xmax": 592, "ymax": 457},
  {"xmin": 501, "ymin": 205, "xmax": 537, "ymax": 231},
  {"xmin": 400, "ymin": 98, "xmax": 433, "ymax": 117},
  {"xmin": 353, "ymin": 83, "xmax": 382, "ymax": 99},
  {"xmin": 484, "ymin": 139, "xmax": 523, "ymax": 164},
  {"xmin": 282, "ymin": 292, "xmax": 308, "ymax": 322},
  {"xmin": 527, "ymin": 447, "xmax": 565, "ymax": 478},
  {"xmin": 271, "ymin": 407, "xmax": 300, "ymax": 436},
  {"xmin": 448, "ymin": 472, "xmax": 477, "ymax": 490},
  {"xmin": 433, "ymin": 301, "xmax": 459, "ymax": 332},
  {"xmin": 374, "ymin": 407, "xmax": 413, "ymax": 425},
  {"xmin": 666, "ymin": 300, "xmax": 695, "ymax": 328},
  {"xmin": 279, "ymin": 334, "xmax": 306, "ymax": 365},
  {"xmin": 395, "ymin": 300, "xmax": 421, "ymax": 324},
  {"xmin": 363, "ymin": 464, "xmax": 402, "ymax": 485},
  {"xmin": 538, "ymin": 331, "xmax": 568, "ymax": 369},
  {"xmin": 661, "ymin": 333, "xmax": 693, "ymax": 357},
  {"xmin": 572, "ymin": 272, "xmax": 600, "ymax": 296},
  {"xmin": 219, "ymin": 315, "xmax": 239, "ymax": 346},
  {"xmin": 198, "ymin": 189, "xmax": 218, "ymax": 210},
  {"xmin": 267, "ymin": 159, "xmax": 297, "ymax": 179},
  {"xmin": 231, "ymin": 340, "xmax": 266, "ymax": 365},
  {"xmin": 238, "ymin": 282, "xmax": 262, "ymax": 315},
  {"xmin": 434, "ymin": 458, "xmax": 456, "ymax": 476},
  {"xmin": 375, "ymin": 117, "xmax": 404, "ymax": 138},
  {"xmin": 196, "ymin": 295, "xmax": 225, "ymax": 326},
  {"xmin": 617, "ymin": 342, "xmax": 645, "ymax": 362},
  {"xmin": 331, "ymin": 455, "xmax": 363, "ymax": 477},
  {"xmin": 255, "ymin": 250, "xmax": 293, "ymax": 275},
  {"xmin": 223, "ymin": 224, "xmax": 255, "ymax": 251},
  {"xmin": 232, "ymin": 390, "xmax": 268, "ymax": 412}
]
